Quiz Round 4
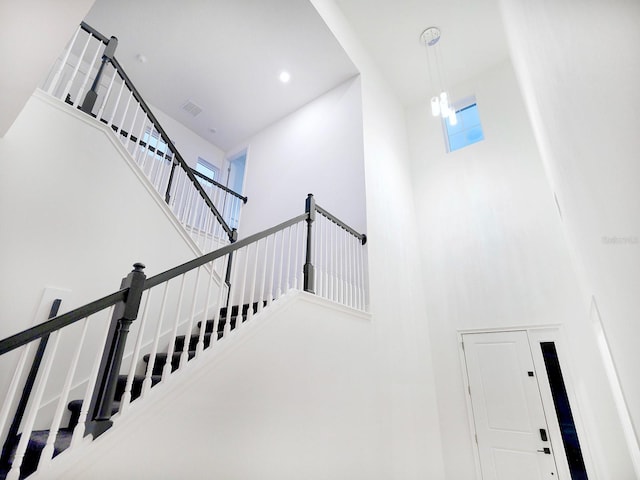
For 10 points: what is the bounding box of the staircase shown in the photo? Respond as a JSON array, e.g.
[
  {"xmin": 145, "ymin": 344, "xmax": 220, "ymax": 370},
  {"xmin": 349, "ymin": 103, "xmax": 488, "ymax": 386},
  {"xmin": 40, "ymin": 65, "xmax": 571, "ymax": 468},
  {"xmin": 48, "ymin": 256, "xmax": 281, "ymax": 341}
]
[
  {"xmin": 0, "ymin": 301, "xmax": 261, "ymax": 479},
  {"xmin": 0, "ymin": 20, "xmax": 367, "ymax": 480}
]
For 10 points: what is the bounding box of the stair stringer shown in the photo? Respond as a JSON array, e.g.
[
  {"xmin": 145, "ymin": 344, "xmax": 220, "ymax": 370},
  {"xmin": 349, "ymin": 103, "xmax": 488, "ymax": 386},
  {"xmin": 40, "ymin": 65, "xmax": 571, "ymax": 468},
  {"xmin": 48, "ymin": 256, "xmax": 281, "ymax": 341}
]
[
  {"xmin": 34, "ymin": 89, "xmax": 228, "ymax": 264},
  {"xmin": 36, "ymin": 292, "xmax": 393, "ymax": 480}
]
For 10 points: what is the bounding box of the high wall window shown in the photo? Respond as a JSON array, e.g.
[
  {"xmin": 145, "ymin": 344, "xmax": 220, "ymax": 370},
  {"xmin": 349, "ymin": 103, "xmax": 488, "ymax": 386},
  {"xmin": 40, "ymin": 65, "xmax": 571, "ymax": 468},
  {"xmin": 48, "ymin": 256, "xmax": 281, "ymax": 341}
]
[{"xmin": 445, "ymin": 99, "xmax": 484, "ymax": 152}]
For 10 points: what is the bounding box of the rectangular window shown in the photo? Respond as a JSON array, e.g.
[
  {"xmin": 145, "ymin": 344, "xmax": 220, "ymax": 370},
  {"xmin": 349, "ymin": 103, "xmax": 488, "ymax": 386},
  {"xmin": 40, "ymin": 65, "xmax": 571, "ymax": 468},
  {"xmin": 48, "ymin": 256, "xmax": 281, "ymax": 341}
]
[
  {"xmin": 196, "ymin": 157, "xmax": 220, "ymax": 184},
  {"xmin": 445, "ymin": 99, "xmax": 484, "ymax": 152}
]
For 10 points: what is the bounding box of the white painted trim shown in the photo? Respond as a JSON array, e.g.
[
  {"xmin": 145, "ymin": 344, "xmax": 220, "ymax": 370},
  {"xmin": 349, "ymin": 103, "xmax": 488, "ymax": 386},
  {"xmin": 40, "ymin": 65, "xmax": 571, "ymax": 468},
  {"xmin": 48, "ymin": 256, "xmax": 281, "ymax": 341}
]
[
  {"xmin": 457, "ymin": 333, "xmax": 484, "ymax": 480},
  {"xmin": 590, "ymin": 297, "xmax": 640, "ymax": 477},
  {"xmin": 32, "ymin": 89, "xmax": 211, "ymax": 264}
]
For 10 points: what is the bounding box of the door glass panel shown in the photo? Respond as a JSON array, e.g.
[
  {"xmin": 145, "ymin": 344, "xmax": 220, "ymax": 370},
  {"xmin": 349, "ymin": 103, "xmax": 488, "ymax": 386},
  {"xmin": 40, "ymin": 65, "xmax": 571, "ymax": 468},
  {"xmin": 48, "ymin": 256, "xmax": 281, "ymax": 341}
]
[{"xmin": 540, "ymin": 342, "xmax": 588, "ymax": 480}]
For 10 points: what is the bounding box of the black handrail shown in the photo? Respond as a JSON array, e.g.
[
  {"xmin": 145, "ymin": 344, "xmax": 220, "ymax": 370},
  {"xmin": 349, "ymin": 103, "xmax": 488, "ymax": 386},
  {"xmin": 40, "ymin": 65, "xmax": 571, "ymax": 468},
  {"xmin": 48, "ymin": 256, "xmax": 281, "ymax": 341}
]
[
  {"xmin": 0, "ymin": 290, "xmax": 127, "ymax": 356},
  {"xmin": 145, "ymin": 213, "xmax": 307, "ymax": 290},
  {"xmin": 77, "ymin": 22, "xmax": 234, "ymax": 242},
  {"xmin": 0, "ymin": 203, "xmax": 365, "ymax": 355},
  {"xmin": 189, "ymin": 168, "xmax": 248, "ymax": 203},
  {"xmin": 316, "ymin": 205, "xmax": 367, "ymax": 245},
  {"xmin": 80, "ymin": 21, "xmax": 109, "ymax": 43}
]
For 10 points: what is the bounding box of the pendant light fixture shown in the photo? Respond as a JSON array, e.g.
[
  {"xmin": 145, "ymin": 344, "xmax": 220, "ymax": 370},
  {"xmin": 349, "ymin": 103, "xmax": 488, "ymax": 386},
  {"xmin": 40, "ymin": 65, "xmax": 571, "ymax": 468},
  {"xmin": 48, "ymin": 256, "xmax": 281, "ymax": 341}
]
[{"xmin": 420, "ymin": 27, "xmax": 457, "ymax": 126}]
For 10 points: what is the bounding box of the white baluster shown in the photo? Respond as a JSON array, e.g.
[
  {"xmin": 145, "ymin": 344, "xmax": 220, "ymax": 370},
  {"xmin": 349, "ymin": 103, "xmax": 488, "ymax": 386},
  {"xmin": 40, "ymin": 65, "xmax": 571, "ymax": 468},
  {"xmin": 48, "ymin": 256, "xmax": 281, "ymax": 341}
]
[
  {"xmin": 180, "ymin": 174, "xmax": 192, "ymax": 217},
  {"xmin": 267, "ymin": 231, "xmax": 278, "ymax": 305},
  {"xmin": 170, "ymin": 170, "xmax": 187, "ymax": 214},
  {"xmin": 163, "ymin": 274, "xmax": 187, "ymax": 380},
  {"xmin": 294, "ymin": 222, "xmax": 301, "ymax": 290},
  {"xmin": 316, "ymin": 215, "xmax": 323, "ymax": 298},
  {"xmin": 143, "ymin": 282, "xmax": 169, "ymax": 395},
  {"xmin": 0, "ymin": 344, "xmax": 34, "ymax": 442},
  {"xmin": 321, "ymin": 216, "xmax": 328, "ymax": 299},
  {"xmin": 284, "ymin": 226, "xmax": 293, "ymax": 294},
  {"xmin": 117, "ymin": 88, "xmax": 134, "ymax": 139},
  {"xmin": 276, "ymin": 229, "xmax": 285, "ymax": 300},
  {"xmin": 234, "ymin": 245, "xmax": 250, "ymax": 331},
  {"xmin": 203, "ymin": 211, "xmax": 214, "ymax": 252},
  {"xmin": 62, "ymin": 32, "xmax": 92, "ymax": 103},
  {"xmin": 134, "ymin": 117, "xmax": 149, "ymax": 165},
  {"xmin": 340, "ymin": 227, "xmax": 346, "ymax": 306},
  {"xmin": 126, "ymin": 104, "xmax": 142, "ymax": 155},
  {"xmin": 349, "ymin": 234, "xmax": 357, "ymax": 308},
  {"xmin": 107, "ymin": 76, "xmax": 126, "ymax": 127},
  {"xmin": 196, "ymin": 259, "xmax": 216, "ymax": 355},
  {"xmin": 38, "ymin": 317, "xmax": 91, "ymax": 468},
  {"xmin": 46, "ymin": 25, "xmax": 81, "ymax": 96},
  {"xmin": 138, "ymin": 124, "xmax": 154, "ymax": 172},
  {"xmin": 329, "ymin": 221, "xmax": 335, "ymax": 302},
  {"xmin": 73, "ymin": 39, "xmax": 102, "ymax": 108},
  {"xmin": 257, "ymin": 236, "xmax": 269, "ymax": 314},
  {"xmin": 247, "ymin": 240, "xmax": 260, "ymax": 321},
  {"xmin": 358, "ymin": 240, "xmax": 366, "ymax": 310},
  {"xmin": 180, "ymin": 267, "xmax": 202, "ymax": 369},
  {"xmin": 96, "ymin": 66, "xmax": 117, "ymax": 121},
  {"xmin": 155, "ymin": 156, "xmax": 171, "ymax": 196},
  {"xmin": 120, "ymin": 289, "xmax": 152, "ymax": 413},
  {"xmin": 71, "ymin": 306, "xmax": 114, "ymax": 447},
  {"xmin": 7, "ymin": 331, "xmax": 61, "ymax": 480}
]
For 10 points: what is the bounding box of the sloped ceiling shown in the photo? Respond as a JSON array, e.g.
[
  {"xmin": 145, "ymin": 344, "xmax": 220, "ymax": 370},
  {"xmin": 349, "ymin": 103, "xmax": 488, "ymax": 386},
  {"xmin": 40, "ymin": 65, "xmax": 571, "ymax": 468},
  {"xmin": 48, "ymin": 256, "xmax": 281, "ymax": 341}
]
[{"xmin": 84, "ymin": 0, "xmax": 358, "ymax": 151}]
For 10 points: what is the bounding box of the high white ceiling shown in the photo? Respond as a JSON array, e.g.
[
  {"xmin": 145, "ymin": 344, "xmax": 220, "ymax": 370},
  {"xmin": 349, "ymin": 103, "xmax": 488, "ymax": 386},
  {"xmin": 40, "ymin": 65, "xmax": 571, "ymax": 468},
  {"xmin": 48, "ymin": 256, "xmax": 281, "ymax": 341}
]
[
  {"xmin": 84, "ymin": 0, "xmax": 358, "ymax": 151},
  {"xmin": 336, "ymin": 0, "xmax": 511, "ymax": 105},
  {"xmin": 83, "ymin": 0, "xmax": 510, "ymax": 151}
]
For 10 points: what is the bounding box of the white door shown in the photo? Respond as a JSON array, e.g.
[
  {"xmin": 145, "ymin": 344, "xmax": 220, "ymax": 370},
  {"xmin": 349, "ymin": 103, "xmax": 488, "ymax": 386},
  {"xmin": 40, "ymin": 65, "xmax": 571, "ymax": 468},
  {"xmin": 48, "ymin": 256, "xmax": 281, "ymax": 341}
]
[{"xmin": 462, "ymin": 331, "xmax": 559, "ymax": 479}]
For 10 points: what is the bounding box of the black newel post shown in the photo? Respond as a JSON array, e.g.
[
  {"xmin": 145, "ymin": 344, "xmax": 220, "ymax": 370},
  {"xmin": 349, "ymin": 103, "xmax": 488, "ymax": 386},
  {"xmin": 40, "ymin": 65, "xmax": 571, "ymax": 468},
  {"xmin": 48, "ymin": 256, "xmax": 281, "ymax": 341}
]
[
  {"xmin": 303, "ymin": 193, "xmax": 316, "ymax": 294},
  {"xmin": 81, "ymin": 35, "xmax": 118, "ymax": 115},
  {"xmin": 86, "ymin": 263, "xmax": 146, "ymax": 438}
]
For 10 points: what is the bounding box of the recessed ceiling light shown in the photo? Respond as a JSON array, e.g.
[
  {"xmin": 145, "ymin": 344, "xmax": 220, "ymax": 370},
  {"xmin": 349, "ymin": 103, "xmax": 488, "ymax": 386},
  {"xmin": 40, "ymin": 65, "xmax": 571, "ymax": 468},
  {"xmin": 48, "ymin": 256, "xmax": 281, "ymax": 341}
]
[
  {"xmin": 279, "ymin": 71, "xmax": 291, "ymax": 83},
  {"xmin": 208, "ymin": 127, "xmax": 217, "ymax": 134},
  {"xmin": 136, "ymin": 54, "xmax": 148, "ymax": 64}
]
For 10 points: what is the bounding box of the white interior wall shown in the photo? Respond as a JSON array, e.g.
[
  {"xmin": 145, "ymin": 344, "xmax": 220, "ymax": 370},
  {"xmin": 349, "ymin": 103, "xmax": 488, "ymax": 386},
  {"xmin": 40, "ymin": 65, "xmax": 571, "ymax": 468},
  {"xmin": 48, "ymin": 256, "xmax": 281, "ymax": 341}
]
[
  {"xmin": 499, "ymin": 0, "xmax": 640, "ymax": 473},
  {"xmin": 407, "ymin": 59, "xmax": 635, "ymax": 478},
  {"xmin": 310, "ymin": 2, "xmax": 446, "ymax": 478},
  {"xmin": 51, "ymin": 293, "xmax": 387, "ymax": 480},
  {"xmin": 235, "ymin": 76, "xmax": 366, "ymax": 237},
  {"xmin": 0, "ymin": 0, "xmax": 95, "ymax": 137}
]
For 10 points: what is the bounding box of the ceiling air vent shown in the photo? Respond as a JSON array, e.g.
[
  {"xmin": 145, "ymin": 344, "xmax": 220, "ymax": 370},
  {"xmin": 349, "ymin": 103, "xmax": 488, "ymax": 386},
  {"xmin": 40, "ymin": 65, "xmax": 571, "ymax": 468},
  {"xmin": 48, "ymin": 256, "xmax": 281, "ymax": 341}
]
[{"xmin": 181, "ymin": 100, "xmax": 203, "ymax": 117}]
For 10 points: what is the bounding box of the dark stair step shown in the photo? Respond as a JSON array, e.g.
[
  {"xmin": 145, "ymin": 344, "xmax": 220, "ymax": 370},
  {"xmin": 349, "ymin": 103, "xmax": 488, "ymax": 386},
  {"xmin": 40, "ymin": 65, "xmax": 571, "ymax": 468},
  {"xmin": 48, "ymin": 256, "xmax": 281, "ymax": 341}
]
[
  {"xmin": 219, "ymin": 300, "xmax": 266, "ymax": 319},
  {"xmin": 1, "ymin": 428, "xmax": 73, "ymax": 479},
  {"xmin": 198, "ymin": 315, "xmax": 244, "ymax": 337},
  {"xmin": 174, "ymin": 332, "xmax": 212, "ymax": 352},
  {"xmin": 114, "ymin": 374, "xmax": 162, "ymax": 403},
  {"xmin": 143, "ymin": 351, "xmax": 195, "ymax": 376}
]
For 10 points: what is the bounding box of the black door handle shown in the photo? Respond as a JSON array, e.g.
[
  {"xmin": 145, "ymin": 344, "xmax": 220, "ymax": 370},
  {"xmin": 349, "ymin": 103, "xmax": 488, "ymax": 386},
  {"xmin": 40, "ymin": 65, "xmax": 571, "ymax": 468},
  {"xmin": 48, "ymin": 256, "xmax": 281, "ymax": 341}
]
[{"xmin": 537, "ymin": 447, "xmax": 551, "ymax": 454}]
